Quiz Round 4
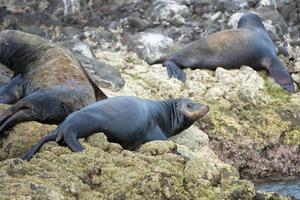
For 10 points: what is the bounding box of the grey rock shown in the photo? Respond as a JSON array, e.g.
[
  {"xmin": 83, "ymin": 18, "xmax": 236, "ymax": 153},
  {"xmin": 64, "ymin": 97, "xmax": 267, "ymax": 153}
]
[
  {"xmin": 228, "ymin": 12, "xmax": 244, "ymax": 28},
  {"xmin": 76, "ymin": 54, "xmax": 125, "ymax": 91},
  {"xmin": 60, "ymin": 39, "xmax": 96, "ymax": 59},
  {"xmin": 258, "ymin": 0, "xmax": 277, "ymax": 9},
  {"xmin": 170, "ymin": 126, "xmax": 209, "ymax": 151},
  {"xmin": 151, "ymin": 0, "xmax": 190, "ymax": 23},
  {"xmin": 127, "ymin": 32, "xmax": 175, "ymax": 64}
]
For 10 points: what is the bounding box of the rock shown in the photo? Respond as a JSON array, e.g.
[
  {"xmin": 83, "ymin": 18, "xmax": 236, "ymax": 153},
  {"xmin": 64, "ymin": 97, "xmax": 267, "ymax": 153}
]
[
  {"xmin": 137, "ymin": 140, "xmax": 177, "ymax": 155},
  {"xmin": 211, "ymin": 11, "xmax": 225, "ymax": 23},
  {"xmin": 228, "ymin": 12, "xmax": 244, "ymax": 28},
  {"xmin": 75, "ymin": 53, "xmax": 125, "ymax": 91},
  {"xmin": 214, "ymin": 0, "xmax": 249, "ymax": 12},
  {"xmin": 170, "ymin": 125, "xmax": 209, "ymax": 151},
  {"xmin": 60, "ymin": 39, "xmax": 96, "ymax": 59},
  {"xmin": 256, "ymin": 8, "xmax": 289, "ymax": 41},
  {"xmin": 258, "ymin": 0, "xmax": 277, "ymax": 9},
  {"xmin": 151, "ymin": 0, "xmax": 190, "ymax": 23},
  {"xmin": 127, "ymin": 32, "xmax": 175, "ymax": 64},
  {"xmin": 0, "ymin": 127, "xmax": 261, "ymax": 199},
  {"xmin": 0, "ymin": 121, "xmax": 56, "ymax": 161}
]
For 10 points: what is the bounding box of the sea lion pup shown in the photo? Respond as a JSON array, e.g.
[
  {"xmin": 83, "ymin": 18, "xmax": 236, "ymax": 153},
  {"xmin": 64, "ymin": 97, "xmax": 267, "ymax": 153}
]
[
  {"xmin": 21, "ymin": 96, "xmax": 209, "ymax": 161},
  {"xmin": 0, "ymin": 30, "xmax": 107, "ymax": 134},
  {"xmin": 150, "ymin": 13, "xmax": 294, "ymax": 92}
]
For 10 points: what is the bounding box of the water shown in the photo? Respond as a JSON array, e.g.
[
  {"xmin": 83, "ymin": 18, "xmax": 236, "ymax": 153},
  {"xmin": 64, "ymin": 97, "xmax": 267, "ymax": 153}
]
[{"xmin": 255, "ymin": 178, "xmax": 300, "ymax": 199}]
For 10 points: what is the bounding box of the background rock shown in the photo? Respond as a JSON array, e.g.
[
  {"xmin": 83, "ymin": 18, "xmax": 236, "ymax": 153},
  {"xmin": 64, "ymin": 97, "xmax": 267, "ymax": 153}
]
[{"xmin": 0, "ymin": 0, "xmax": 299, "ymax": 198}]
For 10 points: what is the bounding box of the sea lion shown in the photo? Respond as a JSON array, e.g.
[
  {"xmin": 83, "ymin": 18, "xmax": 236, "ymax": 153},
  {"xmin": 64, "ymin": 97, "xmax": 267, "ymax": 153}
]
[
  {"xmin": 21, "ymin": 96, "xmax": 209, "ymax": 161},
  {"xmin": 0, "ymin": 30, "xmax": 107, "ymax": 134},
  {"xmin": 150, "ymin": 13, "xmax": 294, "ymax": 92}
]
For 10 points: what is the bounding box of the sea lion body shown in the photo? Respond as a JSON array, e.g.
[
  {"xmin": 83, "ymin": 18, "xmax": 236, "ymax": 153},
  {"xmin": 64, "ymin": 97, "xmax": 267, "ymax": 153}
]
[
  {"xmin": 0, "ymin": 30, "xmax": 107, "ymax": 134},
  {"xmin": 21, "ymin": 96, "xmax": 209, "ymax": 161},
  {"xmin": 151, "ymin": 13, "xmax": 294, "ymax": 92}
]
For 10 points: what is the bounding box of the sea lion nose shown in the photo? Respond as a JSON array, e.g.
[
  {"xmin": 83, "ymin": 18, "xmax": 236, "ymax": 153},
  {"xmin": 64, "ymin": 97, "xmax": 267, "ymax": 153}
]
[{"xmin": 200, "ymin": 104, "xmax": 209, "ymax": 115}]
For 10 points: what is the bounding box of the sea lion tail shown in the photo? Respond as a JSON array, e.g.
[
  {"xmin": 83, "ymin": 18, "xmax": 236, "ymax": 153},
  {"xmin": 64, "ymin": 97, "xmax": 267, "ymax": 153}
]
[
  {"xmin": 148, "ymin": 56, "xmax": 168, "ymax": 65},
  {"xmin": 268, "ymin": 59, "xmax": 294, "ymax": 92},
  {"xmin": 20, "ymin": 131, "xmax": 57, "ymax": 161}
]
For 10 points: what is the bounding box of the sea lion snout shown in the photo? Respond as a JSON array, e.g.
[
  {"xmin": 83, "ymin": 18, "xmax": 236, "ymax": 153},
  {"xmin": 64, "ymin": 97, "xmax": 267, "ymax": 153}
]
[{"xmin": 178, "ymin": 99, "xmax": 209, "ymax": 121}]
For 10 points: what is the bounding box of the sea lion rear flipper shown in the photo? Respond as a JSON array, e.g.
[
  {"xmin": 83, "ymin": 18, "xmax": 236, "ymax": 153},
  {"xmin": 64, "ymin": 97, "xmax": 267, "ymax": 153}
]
[
  {"xmin": 0, "ymin": 93, "xmax": 70, "ymax": 135},
  {"xmin": 266, "ymin": 59, "xmax": 294, "ymax": 92},
  {"xmin": 164, "ymin": 61, "xmax": 186, "ymax": 82},
  {"xmin": 55, "ymin": 129, "xmax": 85, "ymax": 152},
  {"xmin": 20, "ymin": 131, "xmax": 57, "ymax": 161}
]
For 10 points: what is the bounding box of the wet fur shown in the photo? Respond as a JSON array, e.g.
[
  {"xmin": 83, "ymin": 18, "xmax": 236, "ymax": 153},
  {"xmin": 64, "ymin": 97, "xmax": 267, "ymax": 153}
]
[
  {"xmin": 0, "ymin": 30, "xmax": 107, "ymax": 134},
  {"xmin": 150, "ymin": 13, "xmax": 294, "ymax": 92},
  {"xmin": 21, "ymin": 96, "xmax": 208, "ymax": 161}
]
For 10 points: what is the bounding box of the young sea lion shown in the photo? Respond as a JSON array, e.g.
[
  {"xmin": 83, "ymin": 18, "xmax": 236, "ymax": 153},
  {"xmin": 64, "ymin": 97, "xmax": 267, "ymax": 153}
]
[
  {"xmin": 0, "ymin": 30, "xmax": 107, "ymax": 134},
  {"xmin": 150, "ymin": 13, "xmax": 294, "ymax": 92},
  {"xmin": 21, "ymin": 96, "xmax": 209, "ymax": 161}
]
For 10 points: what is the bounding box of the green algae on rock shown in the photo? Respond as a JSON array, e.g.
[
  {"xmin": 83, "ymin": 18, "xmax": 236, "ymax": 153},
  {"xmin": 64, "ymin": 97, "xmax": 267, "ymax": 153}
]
[{"xmin": 0, "ymin": 131, "xmax": 275, "ymax": 199}]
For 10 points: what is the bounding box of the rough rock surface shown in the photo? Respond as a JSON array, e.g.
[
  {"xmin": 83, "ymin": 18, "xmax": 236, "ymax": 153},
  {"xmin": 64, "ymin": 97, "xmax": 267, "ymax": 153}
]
[
  {"xmin": 0, "ymin": 0, "xmax": 299, "ymax": 199},
  {"xmin": 0, "ymin": 131, "xmax": 278, "ymax": 199}
]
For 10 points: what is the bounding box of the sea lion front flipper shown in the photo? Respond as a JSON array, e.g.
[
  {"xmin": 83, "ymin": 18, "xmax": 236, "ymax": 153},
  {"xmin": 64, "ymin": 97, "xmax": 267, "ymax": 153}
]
[
  {"xmin": 0, "ymin": 74, "xmax": 25, "ymax": 104},
  {"xmin": 20, "ymin": 131, "xmax": 57, "ymax": 161},
  {"xmin": 144, "ymin": 126, "xmax": 167, "ymax": 143},
  {"xmin": 265, "ymin": 58, "xmax": 294, "ymax": 92},
  {"xmin": 164, "ymin": 61, "xmax": 186, "ymax": 82}
]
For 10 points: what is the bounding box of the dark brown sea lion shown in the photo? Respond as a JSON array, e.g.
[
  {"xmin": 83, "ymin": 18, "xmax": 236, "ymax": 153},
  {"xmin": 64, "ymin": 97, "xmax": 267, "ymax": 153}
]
[
  {"xmin": 0, "ymin": 30, "xmax": 107, "ymax": 134},
  {"xmin": 21, "ymin": 96, "xmax": 209, "ymax": 161},
  {"xmin": 150, "ymin": 13, "xmax": 294, "ymax": 92}
]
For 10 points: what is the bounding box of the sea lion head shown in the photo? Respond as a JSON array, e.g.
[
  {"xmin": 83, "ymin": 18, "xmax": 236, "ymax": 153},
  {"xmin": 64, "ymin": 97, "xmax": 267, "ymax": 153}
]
[
  {"xmin": 176, "ymin": 99, "xmax": 209, "ymax": 123},
  {"xmin": 166, "ymin": 98, "xmax": 209, "ymax": 136},
  {"xmin": 237, "ymin": 13, "xmax": 265, "ymax": 30}
]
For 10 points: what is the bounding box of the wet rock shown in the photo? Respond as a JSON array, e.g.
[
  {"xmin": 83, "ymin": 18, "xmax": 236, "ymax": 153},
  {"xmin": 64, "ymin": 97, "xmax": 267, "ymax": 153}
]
[{"xmin": 127, "ymin": 32, "xmax": 175, "ymax": 64}]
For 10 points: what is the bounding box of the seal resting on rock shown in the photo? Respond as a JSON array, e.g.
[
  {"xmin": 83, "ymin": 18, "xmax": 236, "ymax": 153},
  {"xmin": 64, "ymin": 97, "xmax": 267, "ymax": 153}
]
[
  {"xmin": 0, "ymin": 30, "xmax": 107, "ymax": 135},
  {"xmin": 150, "ymin": 13, "xmax": 294, "ymax": 92},
  {"xmin": 21, "ymin": 96, "xmax": 209, "ymax": 161}
]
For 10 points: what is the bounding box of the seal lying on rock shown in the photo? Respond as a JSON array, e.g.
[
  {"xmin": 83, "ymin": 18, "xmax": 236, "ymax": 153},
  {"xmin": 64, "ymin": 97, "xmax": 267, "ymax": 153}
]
[
  {"xmin": 150, "ymin": 13, "xmax": 294, "ymax": 92},
  {"xmin": 0, "ymin": 30, "xmax": 107, "ymax": 135},
  {"xmin": 21, "ymin": 96, "xmax": 209, "ymax": 161}
]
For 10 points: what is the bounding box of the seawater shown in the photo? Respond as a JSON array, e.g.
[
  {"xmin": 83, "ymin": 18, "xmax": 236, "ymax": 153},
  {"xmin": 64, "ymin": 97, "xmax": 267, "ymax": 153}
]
[{"xmin": 255, "ymin": 178, "xmax": 300, "ymax": 199}]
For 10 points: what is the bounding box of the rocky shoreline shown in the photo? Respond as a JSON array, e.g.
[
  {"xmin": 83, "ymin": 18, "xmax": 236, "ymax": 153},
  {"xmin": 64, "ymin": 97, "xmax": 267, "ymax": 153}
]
[{"xmin": 0, "ymin": 0, "xmax": 299, "ymax": 199}]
